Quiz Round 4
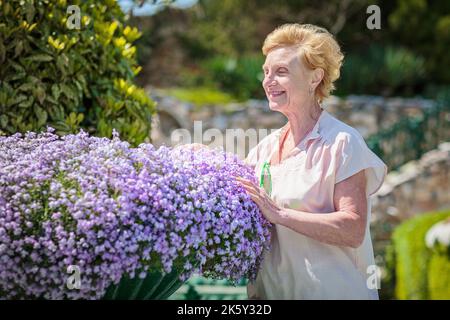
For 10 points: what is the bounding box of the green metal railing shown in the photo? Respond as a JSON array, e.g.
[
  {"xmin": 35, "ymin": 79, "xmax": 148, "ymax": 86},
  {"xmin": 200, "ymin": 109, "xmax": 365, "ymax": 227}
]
[
  {"xmin": 367, "ymin": 100, "xmax": 450, "ymax": 171},
  {"xmin": 169, "ymin": 276, "xmax": 248, "ymax": 300}
]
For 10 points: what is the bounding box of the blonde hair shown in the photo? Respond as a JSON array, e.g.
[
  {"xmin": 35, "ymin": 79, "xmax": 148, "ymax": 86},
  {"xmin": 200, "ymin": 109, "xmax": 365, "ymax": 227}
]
[{"xmin": 262, "ymin": 23, "xmax": 344, "ymax": 102}]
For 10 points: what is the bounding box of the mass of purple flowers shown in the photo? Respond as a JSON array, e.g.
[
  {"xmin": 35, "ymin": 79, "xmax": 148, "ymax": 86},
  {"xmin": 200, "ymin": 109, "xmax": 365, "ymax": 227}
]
[{"xmin": 0, "ymin": 128, "xmax": 271, "ymax": 299}]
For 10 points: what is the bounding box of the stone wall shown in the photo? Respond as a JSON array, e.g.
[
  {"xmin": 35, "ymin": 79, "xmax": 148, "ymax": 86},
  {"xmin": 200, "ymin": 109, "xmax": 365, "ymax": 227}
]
[
  {"xmin": 370, "ymin": 142, "xmax": 450, "ymax": 258},
  {"xmin": 150, "ymin": 92, "xmax": 436, "ymax": 155}
]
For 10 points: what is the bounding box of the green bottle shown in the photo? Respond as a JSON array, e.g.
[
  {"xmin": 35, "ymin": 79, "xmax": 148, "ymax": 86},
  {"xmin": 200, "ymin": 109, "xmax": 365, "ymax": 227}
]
[{"xmin": 259, "ymin": 161, "xmax": 272, "ymax": 196}]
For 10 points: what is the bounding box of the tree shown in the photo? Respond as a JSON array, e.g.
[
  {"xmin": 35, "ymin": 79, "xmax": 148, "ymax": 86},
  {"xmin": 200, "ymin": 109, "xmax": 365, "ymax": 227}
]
[
  {"xmin": 388, "ymin": 0, "xmax": 450, "ymax": 83},
  {"xmin": 0, "ymin": 0, "xmax": 155, "ymax": 146}
]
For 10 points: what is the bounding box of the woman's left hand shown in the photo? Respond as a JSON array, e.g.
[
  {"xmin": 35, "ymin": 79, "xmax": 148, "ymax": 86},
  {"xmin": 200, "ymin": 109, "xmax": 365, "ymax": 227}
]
[{"xmin": 236, "ymin": 177, "xmax": 282, "ymax": 224}]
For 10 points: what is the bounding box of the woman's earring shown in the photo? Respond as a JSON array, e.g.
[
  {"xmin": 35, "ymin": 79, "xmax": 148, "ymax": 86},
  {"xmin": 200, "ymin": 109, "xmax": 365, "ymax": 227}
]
[{"xmin": 309, "ymin": 87, "xmax": 313, "ymax": 94}]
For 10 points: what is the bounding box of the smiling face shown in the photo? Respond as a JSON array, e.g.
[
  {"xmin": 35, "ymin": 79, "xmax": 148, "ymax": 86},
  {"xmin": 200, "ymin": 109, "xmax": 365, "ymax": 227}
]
[{"xmin": 262, "ymin": 46, "xmax": 313, "ymax": 113}]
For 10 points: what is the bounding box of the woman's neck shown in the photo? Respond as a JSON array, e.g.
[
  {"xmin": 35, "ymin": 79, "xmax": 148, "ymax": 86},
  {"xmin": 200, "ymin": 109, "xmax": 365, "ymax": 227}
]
[{"xmin": 283, "ymin": 100, "xmax": 322, "ymax": 147}]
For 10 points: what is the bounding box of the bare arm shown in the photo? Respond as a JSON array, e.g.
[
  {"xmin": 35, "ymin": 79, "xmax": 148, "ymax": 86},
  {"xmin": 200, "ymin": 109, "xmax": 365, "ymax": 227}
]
[
  {"xmin": 276, "ymin": 170, "xmax": 367, "ymax": 248},
  {"xmin": 237, "ymin": 169, "xmax": 368, "ymax": 248}
]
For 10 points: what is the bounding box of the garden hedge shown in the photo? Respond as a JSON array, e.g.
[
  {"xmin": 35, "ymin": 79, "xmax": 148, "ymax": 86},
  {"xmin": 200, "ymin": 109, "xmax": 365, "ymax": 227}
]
[{"xmin": 390, "ymin": 210, "xmax": 450, "ymax": 299}]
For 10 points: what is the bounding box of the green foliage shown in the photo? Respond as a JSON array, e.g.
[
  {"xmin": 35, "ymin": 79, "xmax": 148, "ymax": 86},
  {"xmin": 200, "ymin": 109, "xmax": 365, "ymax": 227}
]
[
  {"xmin": 133, "ymin": 0, "xmax": 449, "ymax": 97},
  {"xmin": 367, "ymin": 97, "xmax": 450, "ymax": 171},
  {"xmin": 428, "ymin": 250, "xmax": 450, "ymax": 299},
  {"xmin": 0, "ymin": 0, "xmax": 156, "ymax": 146},
  {"xmin": 174, "ymin": 55, "xmax": 265, "ymax": 101},
  {"xmin": 381, "ymin": 241, "xmax": 396, "ymax": 299},
  {"xmin": 198, "ymin": 55, "xmax": 265, "ymax": 100},
  {"xmin": 390, "ymin": 210, "xmax": 450, "ymax": 299},
  {"xmin": 177, "ymin": 0, "xmax": 263, "ymax": 58},
  {"xmin": 388, "ymin": 0, "xmax": 450, "ymax": 83},
  {"xmin": 337, "ymin": 45, "xmax": 426, "ymax": 97},
  {"xmin": 161, "ymin": 87, "xmax": 236, "ymax": 107}
]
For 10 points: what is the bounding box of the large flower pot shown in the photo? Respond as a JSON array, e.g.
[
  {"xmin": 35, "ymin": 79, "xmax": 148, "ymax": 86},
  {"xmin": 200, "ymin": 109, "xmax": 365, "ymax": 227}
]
[{"xmin": 103, "ymin": 268, "xmax": 186, "ymax": 300}]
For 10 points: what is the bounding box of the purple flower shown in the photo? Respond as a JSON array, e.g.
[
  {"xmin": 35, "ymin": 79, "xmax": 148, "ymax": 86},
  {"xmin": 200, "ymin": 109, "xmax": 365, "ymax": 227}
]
[{"xmin": 0, "ymin": 128, "xmax": 271, "ymax": 299}]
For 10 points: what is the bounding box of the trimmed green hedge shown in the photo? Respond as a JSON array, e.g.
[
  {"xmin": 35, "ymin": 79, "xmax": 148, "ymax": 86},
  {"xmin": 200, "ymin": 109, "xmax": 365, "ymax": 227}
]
[
  {"xmin": 428, "ymin": 251, "xmax": 450, "ymax": 299},
  {"xmin": 390, "ymin": 210, "xmax": 450, "ymax": 299}
]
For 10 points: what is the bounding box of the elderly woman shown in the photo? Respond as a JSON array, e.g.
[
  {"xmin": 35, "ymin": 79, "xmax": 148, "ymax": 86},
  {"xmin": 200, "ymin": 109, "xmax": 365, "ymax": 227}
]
[{"xmin": 235, "ymin": 23, "xmax": 387, "ymax": 300}]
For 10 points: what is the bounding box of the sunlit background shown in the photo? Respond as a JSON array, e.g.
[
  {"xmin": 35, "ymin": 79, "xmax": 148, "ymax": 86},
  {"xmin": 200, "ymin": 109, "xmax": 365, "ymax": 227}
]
[
  {"xmin": 120, "ymin": 0, "xmax": 450, "ymax": 300},
  {"xmin": 1, "ymin": 0, "xmax": 449, "ymax": 300}
]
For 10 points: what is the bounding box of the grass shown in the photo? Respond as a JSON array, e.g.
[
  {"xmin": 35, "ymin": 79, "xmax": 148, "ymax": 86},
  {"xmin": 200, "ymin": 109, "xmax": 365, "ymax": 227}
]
[{"xmin": 160, "ymin": 87, "xmax": 238, "ymax": 109}]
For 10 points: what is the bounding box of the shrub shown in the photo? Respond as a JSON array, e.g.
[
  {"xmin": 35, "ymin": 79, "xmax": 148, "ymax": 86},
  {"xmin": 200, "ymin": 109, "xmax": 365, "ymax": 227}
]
[
  {"xmin": 391, "ymin": 210, "xmax": 450, "ymax": 299},
  {"xmin": 428, "ymin": 250, "xmax": 450, "ymax": 299},
  {"xmin": 337, "ymin": 45, "xmax": 426, "ymax": 97},
  {"xmin": 200, "ymin": 55, "xmax": 265, "ymax": 100},
  {"xmin": 0, "ymin": 0, "xmax": 155, "ymax": 146}
]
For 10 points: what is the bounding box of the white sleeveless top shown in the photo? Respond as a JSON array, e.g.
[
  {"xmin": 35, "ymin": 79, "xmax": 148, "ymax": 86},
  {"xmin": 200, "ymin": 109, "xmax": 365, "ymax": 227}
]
[{"xmin": 245, "ymin": 110, "xmax": 387, "ymax": 300}]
